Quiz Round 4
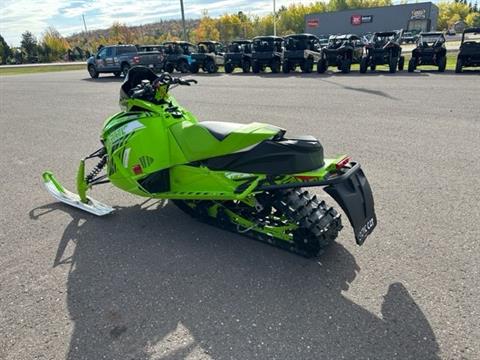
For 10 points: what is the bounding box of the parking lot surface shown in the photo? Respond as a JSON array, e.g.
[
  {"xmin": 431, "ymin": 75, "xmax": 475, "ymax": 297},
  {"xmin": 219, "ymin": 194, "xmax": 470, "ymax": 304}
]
[{"xmin": 0, "ymin": 70, "xmax": 479, "ymax": 359}]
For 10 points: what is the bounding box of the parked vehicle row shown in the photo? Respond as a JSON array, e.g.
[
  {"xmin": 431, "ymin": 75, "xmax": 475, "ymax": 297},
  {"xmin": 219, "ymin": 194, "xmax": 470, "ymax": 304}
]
[{"xmin": 86, "ymin": 28, "xmax": 480, "ymax": 78}]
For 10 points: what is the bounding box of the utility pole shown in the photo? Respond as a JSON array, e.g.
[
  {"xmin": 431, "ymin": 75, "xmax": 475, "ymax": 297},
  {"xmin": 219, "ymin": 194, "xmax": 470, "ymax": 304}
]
[
  {"xmin": 273, "ymin": 0, "xmax": 276, "ymax": 36},
  {"xmin": 180, "ymin": 0, "xmax": 187, "ymax": 41},
  {"xmin": 82, "ymin": 14, "xmax": 88, "ymax": 33}
]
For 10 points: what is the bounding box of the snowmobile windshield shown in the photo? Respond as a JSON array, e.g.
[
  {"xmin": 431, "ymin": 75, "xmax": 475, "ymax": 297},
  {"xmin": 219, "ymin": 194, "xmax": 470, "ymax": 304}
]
[{"xmin": 120, "ymin": 66, "xmax": 158, "ymax": 101}]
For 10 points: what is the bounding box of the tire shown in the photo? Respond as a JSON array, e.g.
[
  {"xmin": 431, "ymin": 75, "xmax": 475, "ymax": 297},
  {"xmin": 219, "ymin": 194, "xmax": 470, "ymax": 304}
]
[
  {"xmin": 189, "ymin": 62, "xmax": 199, "ymax": 73},
  {"xmin": 398, "ymin": 56, "xmax": 405, "ymax": 71},
  {"xmin": 438, "ymin": 56, "xmax": 446, "ymax": 72},
  {"xmin": 164, "ymin": 62, "xmax": 174, "ymax": 73},
  {"xmin": 408, "ymin": 58, "xmax": 416, "ymax": 72},
  {"xmin": 340, "ymin": 58, "xmax": 351, "ymax": 74},
  {"xmin": 317, "ymin": 58, "xmax": 327, "ymax": 73},
  {"xmin": 252, "ymin": 61, "xmax": 260, "ymax": 73},
  {"xmin": 121, "ymin": 63, "xmax": 130, "ymax": 77},
  {"xmin": 282, "ymin": 60, "xmax": 290, "ymax": 73},
  {"xmin": 242, "ymin": 59, "xmax": 251, "ymax": 73},
  {"xmin": 88, "ymin": 65, "xmax": 99, "ymax": 79},
  {"xmin": 224, "ymin": 62, "xmax": 234, "ymax": 74},
  {"xmin": 205, "ymin": 59, "xmax": 217, "ymax": 73},
  {"xmin": 178, "ymin": 60, "xmax": 189, "ymax": 73},
  {"xmin": 455, "ymin": 58, "xmax": 463, "ymax": 73},
  {"xmin": 389, "ymin": 57, "xmax": 398, "ymax": 73},
  {"xmin": 359, "ymin": 57, "xmax": 368, "ymax": 73},
  {"xmin": 303, "ymin": 58, "xmax": 313, "ymax": 73},
  {"xmin": 113, "ymin": 71, "xmax": 121, "ymax": 77},
  {"xmin": 270, "ymin": 58, "xmax": 280, "ymax": 73}
]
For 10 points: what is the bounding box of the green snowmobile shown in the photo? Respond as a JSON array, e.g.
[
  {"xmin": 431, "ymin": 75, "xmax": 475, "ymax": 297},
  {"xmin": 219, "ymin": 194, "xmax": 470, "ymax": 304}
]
[{"xmin": 42, "ymin": 66, "xmax": 376, "ymax": 257}]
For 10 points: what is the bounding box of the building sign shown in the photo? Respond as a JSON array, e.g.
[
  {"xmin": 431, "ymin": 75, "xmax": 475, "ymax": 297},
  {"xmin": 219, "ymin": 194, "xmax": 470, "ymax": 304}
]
[
  {"xmin": 411, "ymin": 9, "xmax": 427, "ymax": 20},
  {"xmin": 351, "ymin": 15, "xmax": 373, "ymax": 25},
  {"xmin": 307, "ymin": 19, "xmax": 319, "ymax": 27},
  {"xmin": 351, "ymin": 15, "xmax": 362, "ymax": 25},
  {"xmin": 361, "ymin": 15, "xmax": 373, "ymax": 23}
]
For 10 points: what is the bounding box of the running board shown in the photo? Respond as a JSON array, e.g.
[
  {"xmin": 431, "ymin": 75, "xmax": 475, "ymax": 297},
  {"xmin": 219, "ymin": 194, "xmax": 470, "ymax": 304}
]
[{"xmin": 42, "ymin": 171, "xmax": 114, "ymax": 216}]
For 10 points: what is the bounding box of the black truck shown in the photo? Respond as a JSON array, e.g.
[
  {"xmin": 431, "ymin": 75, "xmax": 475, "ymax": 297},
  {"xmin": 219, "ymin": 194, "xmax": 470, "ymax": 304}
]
[
  {"xmin": 87, "ymin": 45, "xmax": 164, "ymax": 78},
  {"xmin": 162, "ymin": 41, "xmax": 196, "ymax": 73},
  {"xmin": 251, "ymin": 36, "xmax": 284, "ymax": 73},
  {"xmin": 224, "ymin": 40, "xmax": 252, "ymax": 73},
  {"xmin": 282, "ymin": 33, "xmax": 321, "ymax": 73},
  {"xmin": 408, "ymin": 32, "xmax": 447, "ymax": 72},
  {"xmin": 455, "ymin": 27, "xmax": 480, "ymax": 73},
  {"xmin": 317, "ymin": 34, "xmax": 364, "ymax": 74},
  {"xmin": 360, "ymin": 31, "xmax": 405, "ymax": 73},
  {"xmin": 190, "ymin": 41, "xmax": 225, "ymax": 73}
]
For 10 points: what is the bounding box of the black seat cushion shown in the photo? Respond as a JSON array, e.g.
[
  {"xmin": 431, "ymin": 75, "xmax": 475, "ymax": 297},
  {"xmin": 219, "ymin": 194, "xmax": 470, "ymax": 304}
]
[{"xmin": 203, "ymin": 137, "xmax": 324, "ymax": 175}]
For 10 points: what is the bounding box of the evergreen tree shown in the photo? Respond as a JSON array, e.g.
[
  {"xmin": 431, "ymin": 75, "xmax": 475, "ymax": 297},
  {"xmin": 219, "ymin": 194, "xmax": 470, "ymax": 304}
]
[
  {"xmin": 0, "ymin": 34, "xmax": 11, "ymax": 64},
  {"xmin": 20, "ymin": 31, "xmax": 38, "ymax": 61}
]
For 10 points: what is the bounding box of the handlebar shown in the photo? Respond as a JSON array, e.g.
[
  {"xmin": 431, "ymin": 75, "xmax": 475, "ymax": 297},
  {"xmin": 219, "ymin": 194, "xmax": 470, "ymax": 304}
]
[{"xmin": 130, "ymin": 74, "xmax": 197, "ymax": 100}]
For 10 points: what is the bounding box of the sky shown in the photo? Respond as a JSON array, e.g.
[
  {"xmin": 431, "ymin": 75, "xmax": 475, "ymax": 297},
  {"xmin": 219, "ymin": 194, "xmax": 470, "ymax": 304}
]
[{"xmin": 0, "ymin": 0, "xmax": 321, "ymax": 46}]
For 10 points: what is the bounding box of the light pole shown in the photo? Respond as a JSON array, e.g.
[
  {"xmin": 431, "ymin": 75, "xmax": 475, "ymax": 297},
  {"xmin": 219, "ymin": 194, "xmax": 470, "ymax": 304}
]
[
  {"xmin": 273, "ymin": 0, "xmax": 276, "ymax": 36},
  {"xmin": 180, "ymin": 0, "xmax": 187, "ymax": 41}
]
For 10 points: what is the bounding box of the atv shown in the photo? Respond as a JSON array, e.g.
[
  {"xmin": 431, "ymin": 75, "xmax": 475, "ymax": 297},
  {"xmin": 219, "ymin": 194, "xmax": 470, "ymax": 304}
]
[
  {"xmin": 360, "ymin": 30, "xmax": 405, "ymax": 73},
  {"xmin": 162, "ymin": 41, "xmax": 195, "ymax": 73},
  {"xmin": 408, "ymin": 32, "xmax": 447, "ymax": 72},
  {"xmin": 251, "ymin": 36, "xmax": 284, "ymax": 73},
  {"xmin": 282, "ymin": 34, "xmax": 321, "ymax": 73},
  {"xmin": 224, "ymin": 40, "xmax": 253, "ymax": 73},
  {"xmin": 42, "ymin": 66, "xmax": 377, "ymax": 258},
  {"xmin": 455, "ymin": 27, "xmax": 480, "ymax": 73},
  {"xmin": 190, "ymin": 41, "xmax": 225, "ymax": 74},
  {"xmin": 317, "ymin": 34, "xmax": 364, "ymax": 74}
]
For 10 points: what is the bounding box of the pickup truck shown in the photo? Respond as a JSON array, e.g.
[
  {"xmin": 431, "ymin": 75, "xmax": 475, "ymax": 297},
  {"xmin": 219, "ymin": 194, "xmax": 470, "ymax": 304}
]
[{"xmin": 87, "ymin": 45, "xmax": 164, "ymax": 78}]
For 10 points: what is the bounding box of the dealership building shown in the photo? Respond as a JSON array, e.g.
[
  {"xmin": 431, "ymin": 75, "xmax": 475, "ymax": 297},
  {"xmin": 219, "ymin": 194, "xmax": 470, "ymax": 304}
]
[{"xmin": 304, "ymin": 2, "xmax": 439, "ymax": 36}]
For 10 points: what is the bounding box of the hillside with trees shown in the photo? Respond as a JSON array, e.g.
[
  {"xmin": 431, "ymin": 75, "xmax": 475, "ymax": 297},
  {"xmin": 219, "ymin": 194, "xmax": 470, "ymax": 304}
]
[{"xmin": 1, "ymin": 0, "xmax": 479, "ymax": 64}]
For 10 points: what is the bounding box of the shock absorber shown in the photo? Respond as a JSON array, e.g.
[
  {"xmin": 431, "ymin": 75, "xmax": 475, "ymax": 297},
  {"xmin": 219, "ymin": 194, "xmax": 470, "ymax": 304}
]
[{"xmin": 86, "ymin": 155, "xmax": 107, "ymax": 184}]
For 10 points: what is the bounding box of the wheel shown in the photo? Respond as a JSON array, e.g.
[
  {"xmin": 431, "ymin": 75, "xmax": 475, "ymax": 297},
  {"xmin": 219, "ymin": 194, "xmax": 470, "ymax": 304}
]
[
  {"xmin": 252, "ymin": 61, "xmax": 260, "ymax": 73},
  {"xmin": 317, "ymin": 58, "xmax": 327, "ymax": 73},
  {"xmin": 389, "ymin": 57, "xmax": 398, "ymax": 73},
  {"xmin": 359, "ymin": 57, "xmax": 368, "ymax": 73},
  {"xmin": 121, "ymin": 63, "xmax": 130, "ymax": 77},
  {"xmin": 438, "ymin": 56, "xmax": 446, "ymax": 72},
  {"xmin": 88, "ymin": 65, "xmax": 99, "ymax": 79},
  {"xmin": 205, "ymin": 59, "xmax": 217, "ymax": 73},
  {"xmin": 340, "ymin": 58, "xmax": 351, "ymax": 74},
  {"xmin": 303, "ymin": 58, "xmax": 313, "ymax": 73},
  {"xmin": 270, "ymin": 58, "xmax": 280, "ymax": 73},
  {"xmin": 398, "ymin": 56, "xmax": 405, "ymax": 71},
  {"xmin": 224, "ymin": 62, "xmax": 234, "ymax": 73},
  {"xmin": 113, "ymin": 71, "xmax": 121, "ymax": 77},
  {"xmin": 408, "ymin": 58, "xmax": 416, "ymax": 72},
  {"xmin": 242, "ymin": 59, "xmax": 251, "ymax": 73},
  {"xmin": 189, "ymin": 62, "xmax": 199, "ymax": 73},
  {"xmin": 455, "ymin": 58, "xmax": 463, "ymax": 73},
  {"xmin": 164, "ymin": 62, "xmax": 174, "ymax": 73},
  {"xmin": 282, "ymin": 60, "xmax": 290, "ymax": 73},
  {"xmin": 177, "ymin": 60, "xmax": 189, "ymax": 73}
]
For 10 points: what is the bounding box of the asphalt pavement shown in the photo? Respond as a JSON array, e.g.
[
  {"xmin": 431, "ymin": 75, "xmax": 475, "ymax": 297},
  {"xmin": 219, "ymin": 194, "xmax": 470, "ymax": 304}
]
[{"xmin": 0, "ymin": 69, "xmax": 479, "ymax": 360}]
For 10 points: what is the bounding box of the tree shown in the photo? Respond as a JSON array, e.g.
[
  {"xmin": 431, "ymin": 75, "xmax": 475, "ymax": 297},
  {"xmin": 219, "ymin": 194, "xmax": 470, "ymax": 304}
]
[
  {"xmin": 195, "ymin": 15, "xmax": 220, "ymax": 41},
  {"xmin": 0, "ymin": 34, "xmax": 11, "ymax": 64},
  {"xmin": 40, "ymin": 27, "xmax": 69, "ymax": 62},
  {"xmin": 466, "ymin": 12, "xmax": 480, "ymax": 25},
  {"xmin": 21, "ymin": 31, "xmax": 38, "ymax": 61}
]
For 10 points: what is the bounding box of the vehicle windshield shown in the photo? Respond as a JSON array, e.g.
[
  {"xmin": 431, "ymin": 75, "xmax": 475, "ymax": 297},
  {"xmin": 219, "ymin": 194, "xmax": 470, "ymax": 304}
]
[
  {"xmin": 419, "ymin": 34, "xmax": 444, "ymax": 44},
  {"xmin": 463, "ymin": 32, "xmax": 480, "ymax": 42},
  {"xmin": 253, "ymin": 39, "xmax": 281, "ymax": 52},
  {"xmin": 285, "ymin": 37, "xmax": 316, "ymax": 51},
  {"xmin": 372, "ymin": 34, "xmax": 396, "ymax": 46}
]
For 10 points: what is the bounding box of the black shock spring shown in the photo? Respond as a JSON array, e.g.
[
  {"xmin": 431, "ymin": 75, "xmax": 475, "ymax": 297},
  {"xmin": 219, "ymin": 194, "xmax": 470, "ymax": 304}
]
[{"xmin": 86, "ymin": 155, "xmax": 107, "ymax": 184}]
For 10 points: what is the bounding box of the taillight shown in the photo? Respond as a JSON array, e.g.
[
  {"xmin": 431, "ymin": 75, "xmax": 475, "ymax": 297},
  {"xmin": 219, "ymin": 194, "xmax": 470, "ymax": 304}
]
[
  {"xmin": 336, "ymin": 156, "xmax": 351, "ymax": 170},
  {"xmin": 133, "ymin": 56, "xmax": 140, "ymax": 63}
]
